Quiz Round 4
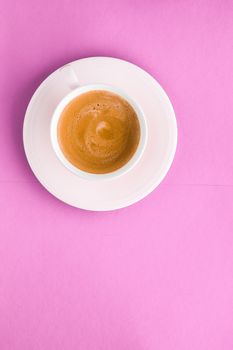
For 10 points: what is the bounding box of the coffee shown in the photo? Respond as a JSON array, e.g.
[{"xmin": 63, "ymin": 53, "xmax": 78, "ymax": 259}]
[{"xmin": 57, "ymin": 90, "xmax": 140, "ymax": 174}]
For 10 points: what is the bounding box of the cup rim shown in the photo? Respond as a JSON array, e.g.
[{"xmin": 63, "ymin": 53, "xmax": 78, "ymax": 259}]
[{"xmin": 50, "ymin": 84, "xmax": 148, "ymax": 180}]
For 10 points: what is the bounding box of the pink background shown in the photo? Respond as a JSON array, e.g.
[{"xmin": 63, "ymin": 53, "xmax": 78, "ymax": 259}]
[{"xmin": 1, "ymin": 1, "xmax": 233, "ymax": 349}]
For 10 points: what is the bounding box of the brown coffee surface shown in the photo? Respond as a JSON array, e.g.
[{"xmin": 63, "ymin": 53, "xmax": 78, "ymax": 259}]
[{"xmin": 57, "ymin": 90, "xmax": 140, "ymax": 174}]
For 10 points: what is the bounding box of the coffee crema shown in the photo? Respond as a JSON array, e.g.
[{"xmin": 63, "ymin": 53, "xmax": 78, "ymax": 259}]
[{"xmin": 57, "ymin": 90, "xmax": 141, "ymax": 174}]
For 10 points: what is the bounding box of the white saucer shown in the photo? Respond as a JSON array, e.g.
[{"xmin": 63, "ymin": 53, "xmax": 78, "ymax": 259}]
[{"xmin": 23, "ymin": 57, "xmax": 177, "ymax": 211}]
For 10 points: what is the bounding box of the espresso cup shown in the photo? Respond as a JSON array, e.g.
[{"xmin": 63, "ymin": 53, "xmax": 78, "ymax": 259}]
[{"xmin": 50, "ymin": 64, "xmax": 148, "ymax": 180}]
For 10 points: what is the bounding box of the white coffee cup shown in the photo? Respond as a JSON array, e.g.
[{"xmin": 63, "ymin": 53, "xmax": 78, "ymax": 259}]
[{"xmin": 50, "ymin": 64, "xmax": 148, "ymax": 180}]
